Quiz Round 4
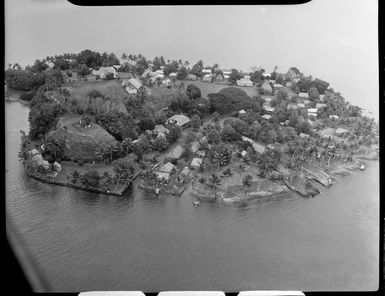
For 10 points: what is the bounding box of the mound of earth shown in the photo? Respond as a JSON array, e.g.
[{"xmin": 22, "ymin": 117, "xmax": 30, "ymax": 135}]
[{"xmin": 49, "ymin": 116, "xmax": 118, "ymax": 162}]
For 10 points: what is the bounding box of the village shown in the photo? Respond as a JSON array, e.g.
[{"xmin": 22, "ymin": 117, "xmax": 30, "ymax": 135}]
[{"xmin": 7, "ymin": 50, "xmax": 379, "ymax": 205}]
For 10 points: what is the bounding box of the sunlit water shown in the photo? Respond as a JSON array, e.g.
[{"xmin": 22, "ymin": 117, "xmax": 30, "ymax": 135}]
[{"xmin": 5, "ymin": 102, "xmax": 379, "ymax": 292}]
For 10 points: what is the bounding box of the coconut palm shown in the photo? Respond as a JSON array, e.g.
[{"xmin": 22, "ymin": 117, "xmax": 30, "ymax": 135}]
[
  {"xmin": 208, "ymin": 173, "xmax": 221, "ymax": 198},
  {"xmin": 95, "ymin": 146, "xmax": 106, "ymax": 164},
  {"xmin": 70, "ymin": 170, "xmax": 81, "ymax": 184},
  {"xmin": 242, "ymin": 174, "xmax": 253, "ymax": 197}
]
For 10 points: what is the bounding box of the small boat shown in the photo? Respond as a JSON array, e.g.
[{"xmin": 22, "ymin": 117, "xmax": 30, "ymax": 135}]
[
  {"xmin": 193, "ymin": 199, "xmax": 200, "ymax": 207},
  {"xmin": 155, "ymin": 188, "xmax": 160, "ymax": 195},
  {"xmin": 360, "ymin": 164, "xmax": 365, "ymax": 170}
]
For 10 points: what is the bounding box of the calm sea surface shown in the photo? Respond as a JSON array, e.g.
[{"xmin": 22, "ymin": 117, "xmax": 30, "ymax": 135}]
[{"xmin": 5, "ymin": 102, "xmax": 379, "ymax": 292}]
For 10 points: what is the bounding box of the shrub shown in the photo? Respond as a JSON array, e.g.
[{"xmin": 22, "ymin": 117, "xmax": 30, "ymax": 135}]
[{"xmin": 19, "ymin": 91, "xmax": 35, "ymax": 102}]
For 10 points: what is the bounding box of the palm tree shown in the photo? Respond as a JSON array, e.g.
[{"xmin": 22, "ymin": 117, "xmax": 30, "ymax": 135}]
[
  {"xmin": 211, "ymin": 112, "xmax": 220, "ymax": 123},
  {"xmin": 242, "ymin": 174, "xmax": 253, "ymax": 197},
  {"xmin": 212, "ymin": 150, "xmax": 229, "ymax": 171},
  {"xmin": 121, "ymin": 138, "xmax": 132, "ymax": 155},
  {"xmin": 70, "ymin": 170, "xmax": 81, "ymax": 184},
  {"xmin": 238, "ymin": 164, "xmax": 246, "ymax": 176},
  {"xmin": 121, "ymin": 53, "xmax": 127, "ymax": 60},
  {"xmin": 208, "ymin": 173, "xmax": 221, "ymax": 198},
  {"xmin": 95, "ymin": 146, "xmax": 105, "ymax": 164}
]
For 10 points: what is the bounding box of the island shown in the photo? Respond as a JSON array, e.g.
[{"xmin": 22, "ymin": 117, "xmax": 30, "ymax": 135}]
[{"xmin": 6, "ymin": 50, "xmax": 379, "ymax": 205}]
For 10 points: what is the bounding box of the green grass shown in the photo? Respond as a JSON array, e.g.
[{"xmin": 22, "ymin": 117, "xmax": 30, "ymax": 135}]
[{"xmin": 69, "ymin": 80, "xmax": 129, "ymax": 114}]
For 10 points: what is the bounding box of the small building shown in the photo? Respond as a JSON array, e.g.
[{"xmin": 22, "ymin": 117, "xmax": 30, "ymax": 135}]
[
  {"xmin": 155, "ymin": 171, "xmax": 170, "ymax": 182},
  {"xmin": 191, "ymin": 141, "xmax": 201, "ymax": 153},
  {"xmin": 287, "ymin": 103, "xmax": 298, "ymax": 110},
  {"xmin": 239, "ymin": 109, "xmax": 246, "ymax": 115},
  {"xmin": 263, "ymin": 105, "xmax": 275, "ymax": 113},
  {"xmin": 335, "ymin": 128, "xmax": 349, "ymax": 136},
  {"xmin": 264, "ymin": 97, "xmax": 272, "ymax": 103},
  {"xmin": 166, "ymin": 144, "xmax": 184, "ymax": 160},
  {"xmin": 299, "ymin": 132, "xmax": 310, "ymax": 139},
  {"xmin": 319, "ymin": 94, "xmax": 325, "ymax": 102},
  {"xmin": 202, "ymin": 74, "xmax": 213, "ymax": 82},
  {"xmin": 154, "ymin": 69, "xmax": 164, "ymax": 75},
  {"xmin": 214, "ymin": 73, "xmax": 224, "ymax": 83},
  {"xmin": 241, "ymin": 150, "xmax": 248, "ymax": 157},
  {"xmin": 222, "ymin": 69, "xmax": 232, "ymax": 76},
  {"xmin": 162, "ymin": 78, "xmax": 171, "ymax": 87},
  {"xmin": 298, "ymin": 92, "xmax": 309, "ymax": 99},
  {"xmin": 196, "ymin": 150, "xmax": 206, "ymax": 158},
  {"xmin": 262, "ymin": 114, "xmax": 272, "ymax": 120},
  {"xmin": 242, "ymin": 136, "xmax": 266, "ymax": 154},
  {"xmin": 167, "ymin": 114, "xmax": 191, "ymax": 128},
  {"xmin": 307, "ymin": 108, "xmax": 318, "ymax": 117},
  {"xmin": 273, "ymin": 83, "xmax": 284, "ymax": 90},
  {"xmin": 261, "ymin": 81, "xmax": 273, "ymax": 94},
  {"xmin": 169, "ymin": 72, "xmax": 177, "ymax": 78},
  {"xmin": 123, "ymin": 78, "xmax": 143, "ymax": 94},
  {"xmin": 153, "ymin": 124, "xmax": 169, "ymax": 138},
  {"xmin": 141, "ymin": 69, "xmax": 152, "ymax": 78},
  {"xmin": 181, "ymin": 167, "xmax": 190, "ymax": 177},
  {"xmin": 97, "ymin": 67, "xmax": 119, "ymax": 79},
  {"xmin": 159, "ymin": 162, "xmax": 176, "ymax": 174},
  {"xmin": 297, "ymin": 103, "xmax": 305, "ymax": 108},
  {"xmin": 191, "ymin": 157, "xmax": 203, "ymax": 170},
  {"xmin": 329, "ymin": 115, "xmax": 339, "ymax": 120},
  {"xmin": 186, "ymin": 74, "xmax": 197, "ymax": 81},
  {"xmin": 303, "ymin": 100, "xmax": 310, "ymax": 105},
  {"xmin": 262, "ymin": 73, "xmax": 271, "ymax": 78},
  {"xmin": 316, "ymin": 103, "xmax": 327, "ymax": 109},
  {"xmin": 236, "ymin": 77, "xmax": 253, "ymax": 87},
  {"xmin": 202, "ymin": 69, "xmax": 212, "ymax": 74}
]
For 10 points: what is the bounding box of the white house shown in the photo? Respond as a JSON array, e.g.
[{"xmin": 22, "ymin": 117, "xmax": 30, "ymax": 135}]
[
  {"xmin": 238, "ymin": 109, "xmax": 246, "ymax": 114},
  {"xmin": 167, "ymin": 114, "xmax": 191, "ymax": 128},
  {"xmin": 169, "ymin": 72, "xmax": 177, "ymax": 78},
  {"xmin": 202, "ymin": 74, "xmax": 213, "ymax": 82},
  {"xmin": 316, "ymin": 103, "xmax": 327, "ymax": 109},
  {"xmin": 273, "ymin": 83, "xmax": 284, "ymax": 90},
  {"xmin": 236, "ymin": 77, "xmax": 253, "ymax": 87},
  {"xmin": 329, "ymin": 115, "xmax": 339, "ymax": 120},
  {"xmin": 202, "ymin": 69, "xmax": 212, "ymax": 74},
  {"xmin": 262, "ymin": 114, "xmax": 272, "ymax": 120},
  {"xmin": 123, "ymin": 78, "xmax": 143, "ymax": 94},
  {"xmin": 298, "ymin": 92, "xmax": 309, "ymax": 99},
  {"xmin": 96, "ymin": 67, "xmax": 119, "ymax": 79},
  {"xmin": 191, "ymin": 158, "xmax": 203, "ymax": 170},
  {"xmin": 263, "ymin": 105, "xmax": 275, "ymax": 113},
  {"xmin": 162, "ymin": 78, "xmax": 171, "ymax": 87},
  {"xmin": 307, "ymin": 108, "xmax": 318, "ymax": 117}
]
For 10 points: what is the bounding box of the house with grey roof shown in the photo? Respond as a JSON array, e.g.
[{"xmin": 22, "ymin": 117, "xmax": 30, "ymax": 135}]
[{"xmin": 167, "ymin": 114, "xmax": 191, "ymax": 128}]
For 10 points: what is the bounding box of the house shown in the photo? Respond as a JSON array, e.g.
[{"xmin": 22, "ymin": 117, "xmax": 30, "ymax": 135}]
[
  {"xmin": 241, "ymin": 136, "xmax": 266, "ymax": 154},
  {"xmin": 124, "ymin": 78, "xmax": 143, "ymax": 94},
  {"xmin": 335, "ymin": 128, "xmax": 349, "ymax": 136},
  {"xmin": 155, "ymin": 171, "xmax": 170, "ymax": 182},
  {"xmin": 196, "ymin": 150, "xmax": 206, "ymax": 158},
  {"xmin": 287, "ymin": 103, "xmax": 298, "ymax": 110},
  {"xmin": 112, "ymin": 64, "xmax": 121, "ymax": 70},
  {"xmin": 191, "ymin": 141, "xmax": 201, "ymax": 153},
  {"xmin": 262, "ymin": 73, "xmax": 271, "ymax": 78},
  {"xmin": 181, "ymin": 167, "xmax": 190, "ymax": 177},
  {"xmin": 29, "ymin": 149, "xmax": 40, "ymax": 156},
  {"xmin": 261, "ymin": 80, "xmax": 273, "ymax": 94},
  {"xmin": 299, "ymin": 132, "xmax": 310, "ymax": 139},
  {"xmin": 191, "ymin": 158, "xmax": 203, "ymax": 170},
  {"xmin": 166, "ymin": 145, "xmax": 184, "ymax": 160},
  {"xmin": 202, "ymin": 69, "xmax": 212, "ymax": 74},
  {"xmin": 307, "ymin": 108, "xmax": 318, "ymax": 117},
  {"xmin": 97, "ymin": 67, "xmax": 119, "ymax": 79},
  {"xmin": 264, "ymin": 97, "xmax": 272, "ymax": 103},
  {"xmin": 236, "ymin": 77, "xmax": 253, "ymax": 87},
  {"xmin": 319, "ymin": 94, "xmax": 325, "ymax": 102},
  {"xmin": 298, "ymin": 92, "xmax": 309, "ymax": 99},
  {"xmin": 239, "ymin": 109, "xmax": 246, "ymax": 115},
  {"xmin": 169, "ymin": 72, "xmax": 177, "ymax": 79},
  {"xmin": 159, "ymin": 162, "xmax": 175, "ymax": 174},
  {"xmin": 141, "ymin": 69, "xmax": 152, "ymax": 78},
  {"xmin": 153, "ymin": 125, "xmax": 169, "ymax": 138},
  {"xmin": 269, "ymin": 79, "xmax": 276, "ymax": 84},
  {"xmin": 214, "ymin": 73, "xmax": 224, "ymax": 83},
  {"xmin": 154, "ymin": 69, "xmax": 164, "ymax": 75},
  {"xmin": 167, "ymin": 114, "xmax": 191, "ymax": 128},
  {"xmin": 222, "ymin": 69, "xmax": 232, "ymax": 76},
  {"xmin": 241, "ymin": 150, "xmax": 248, "ymax": 157},
  {"xmin": 316, "ymin": 103, "xmax": 327, "ymax": 109},
  {"xmin": 297, "ymin": 103, "xmax": 305, "ymax": 108},
  {"xmin": 303, "ymin": 100, "xmax": 310, "ymax": 105},
  {"xmin": 263, "ymin": 105, "xmax": 275, "ymax": 113},
  {"xmin": 266, "ymin": 144, "xmax": 276, "ymax": 151},
  {"xmin": 186, "ymin": 74, "xmax": 197, "ymax": 81},
  {"xmin": 329, "ymin": 115, "xmax": 339, "ymax": 120},
  {"xmin": 202, "ymin": 74, "xmax": 213, "ymax": 82},
  {"xmin": 273, "ymin": 83, "xmax": 284, "ymax": 91},
  {"xmin": 262, "ymin": 114, "xmax": 272, "ymax": 120},
  {"xmin": 162, "ymin": 78, "xmax": 171, "ymax": 87}
]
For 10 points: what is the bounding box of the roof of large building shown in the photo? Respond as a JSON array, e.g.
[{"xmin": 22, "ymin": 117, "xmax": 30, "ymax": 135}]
[
  {"xmin": 316, "ymin": 103, "xmax": 327, "ymax": 109},
  {"xmin": 307, "ymin": 108, "xmax": 318, "ymax": 113},
  {"xmin": 128, "ymin": 78, "xmax": 143, "ymax": 89},
  {"xmin": 262, "ymin": 114, "xmax": 272, "ymax": 120},
  {"xmin": 299, "ymin": 132, "xmax": 310, "ymax": 138},
  {"xmin": 159, "ymin": 162, "xmax": 175, "ymax": 173},
  {"xmin": 191, "ymin": 157, "xmax": 203, "ymax": 168}
]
